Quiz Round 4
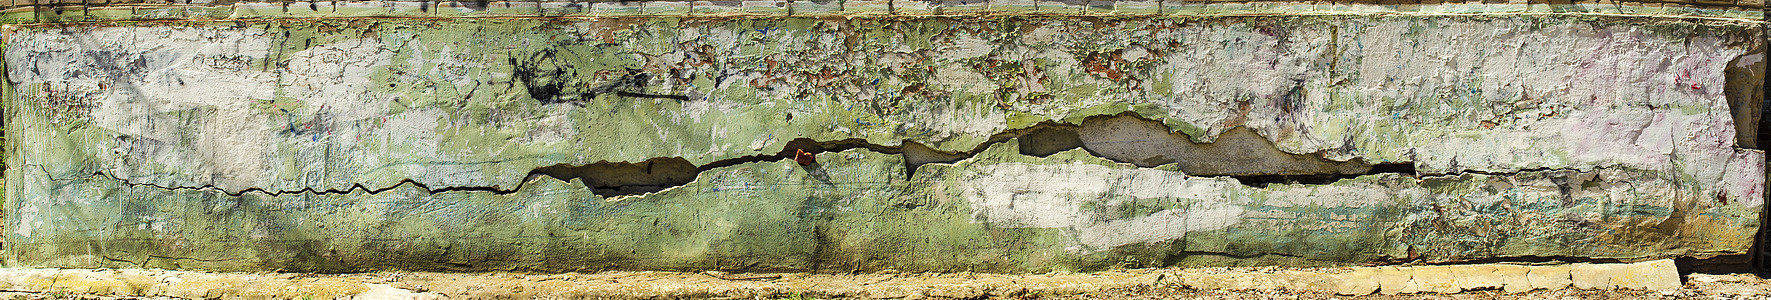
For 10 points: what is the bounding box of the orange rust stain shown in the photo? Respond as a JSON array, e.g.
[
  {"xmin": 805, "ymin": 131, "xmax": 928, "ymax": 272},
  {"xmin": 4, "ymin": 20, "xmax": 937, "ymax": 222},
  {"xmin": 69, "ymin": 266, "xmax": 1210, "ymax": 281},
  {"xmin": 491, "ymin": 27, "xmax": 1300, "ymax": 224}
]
[
  {"xmin": 794, "ymin": 149, "xmax": 816, "ymax": 166},
  {"xmin": 1082, "ymin": 51, "xmax": 1128, "ymax": 81}
]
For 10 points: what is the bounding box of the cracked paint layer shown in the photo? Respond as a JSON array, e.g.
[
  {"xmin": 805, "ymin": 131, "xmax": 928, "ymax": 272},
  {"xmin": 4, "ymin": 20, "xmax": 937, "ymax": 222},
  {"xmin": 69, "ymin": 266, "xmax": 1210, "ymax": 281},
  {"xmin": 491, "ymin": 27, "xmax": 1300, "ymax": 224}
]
[{"xmin": 3, "ymin": 14, "xmax": 1764, "ymax": 272}]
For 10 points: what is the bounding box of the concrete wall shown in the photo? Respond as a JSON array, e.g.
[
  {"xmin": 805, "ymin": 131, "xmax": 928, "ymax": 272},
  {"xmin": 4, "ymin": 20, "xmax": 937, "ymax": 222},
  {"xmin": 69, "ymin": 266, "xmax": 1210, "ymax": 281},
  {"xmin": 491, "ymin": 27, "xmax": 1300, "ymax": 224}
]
[{"xmin": 1, "ymin": 1, "xmax": 1765, "ymax": 272}]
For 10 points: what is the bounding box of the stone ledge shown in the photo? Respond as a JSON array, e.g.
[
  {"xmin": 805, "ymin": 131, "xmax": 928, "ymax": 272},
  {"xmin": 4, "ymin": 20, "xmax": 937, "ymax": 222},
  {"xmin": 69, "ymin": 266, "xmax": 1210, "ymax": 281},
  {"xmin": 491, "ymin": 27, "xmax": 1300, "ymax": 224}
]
[{"xmin": 0, "ymin": 260, "xmax": 1686, "ymax": 298}]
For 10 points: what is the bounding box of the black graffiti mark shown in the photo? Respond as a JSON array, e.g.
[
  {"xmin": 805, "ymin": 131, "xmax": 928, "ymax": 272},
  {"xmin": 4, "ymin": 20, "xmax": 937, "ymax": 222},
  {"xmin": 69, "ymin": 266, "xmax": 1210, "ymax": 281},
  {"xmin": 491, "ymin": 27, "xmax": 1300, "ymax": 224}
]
[
  {"xmin": 509, "ymin": 48, "xmax": 590, "ymax": 105},
  {"xmin": 193, "ymin": 54, "xmax": 254, "ymax": 71},
  {"xmin": 277, "ymin": 107, "xmax": 335, "ymax": 141},
  {"xmin": 510, "ymin": 46, "xmax": 690, "ymax": 105},
  {"xmin": 67, "ymin": 50, "xmax": 150, "ymax": 82},
  {"xmin": 594, "ymin": 71, "xmax": 690, "ymax": 101},
  {"xmin": 613, "ymin": 91, "xmax": 690, "ymax": 101}
]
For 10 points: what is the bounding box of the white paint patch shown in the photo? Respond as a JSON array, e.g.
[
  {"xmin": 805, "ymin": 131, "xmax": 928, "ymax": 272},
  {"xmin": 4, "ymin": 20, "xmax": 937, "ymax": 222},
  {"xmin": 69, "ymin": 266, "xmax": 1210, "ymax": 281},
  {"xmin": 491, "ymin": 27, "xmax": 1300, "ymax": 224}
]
[
  {"xmin": 939, "ymin": 33, "xmax": 995, "ymax": 60},
  {"xmin": 963, "ymin": 162, "xmax": 1247, "ymax": 251},
  {"xmin": 1261, "ymin": 179, "xmax": 1406, "ymax": 208},
  {"xmin": 5, "ymin": 27, "xmax": 279, "ymax": 191},
  {"xmin": 1736, "ymin": 53, "xmax": 1765, "ymax": 71},
  {"xmin": 1073, "ymin": 202, "xmax": 1245, "ymax": 250},
  {"xmin": 283, "ymin": 38, "xmax": 395, "ymax": 124},
  {"xmin": 13, "ymin": 196, "xmax": 38, "ymax": 239},
  {"xmin": 7, "ymin": 29, "xmax": 410, "ymax": 192},
  {"xmin": 1721, "ymin": 148, "xmax": 1767, "ymax": 207},
  {"xmin": 932, "ymin": 63, "xmax": 995, "ymax": 95},
  {"xmin": 1122, "ymin": 45, "xmax": 1151, "ymax": 62}
]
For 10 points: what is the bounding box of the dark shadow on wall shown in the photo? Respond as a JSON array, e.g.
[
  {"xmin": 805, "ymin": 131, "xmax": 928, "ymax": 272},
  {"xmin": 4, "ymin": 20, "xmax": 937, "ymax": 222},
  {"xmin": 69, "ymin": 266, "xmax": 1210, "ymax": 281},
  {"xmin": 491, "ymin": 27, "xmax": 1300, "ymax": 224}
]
[{"xmin": 1755, "ymin": 38, "xmax": 1771, "ymax": 277}]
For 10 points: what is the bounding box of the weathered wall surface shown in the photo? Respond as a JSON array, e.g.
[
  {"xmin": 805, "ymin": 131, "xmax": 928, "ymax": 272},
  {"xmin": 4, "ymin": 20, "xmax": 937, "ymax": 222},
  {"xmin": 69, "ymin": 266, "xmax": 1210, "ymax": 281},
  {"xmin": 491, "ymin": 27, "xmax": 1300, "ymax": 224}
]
[{"xmin": 2, "ymin": 3, "xmax": 1765, "ymax": 272}]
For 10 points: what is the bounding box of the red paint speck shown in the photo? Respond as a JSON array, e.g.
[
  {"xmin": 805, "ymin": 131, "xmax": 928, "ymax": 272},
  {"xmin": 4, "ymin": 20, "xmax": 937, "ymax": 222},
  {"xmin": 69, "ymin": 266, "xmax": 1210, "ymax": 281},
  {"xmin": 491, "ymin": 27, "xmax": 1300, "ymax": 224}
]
[{"xmin": 1691, "ymin": 83, "xmax": 1702, "ymax": 90}]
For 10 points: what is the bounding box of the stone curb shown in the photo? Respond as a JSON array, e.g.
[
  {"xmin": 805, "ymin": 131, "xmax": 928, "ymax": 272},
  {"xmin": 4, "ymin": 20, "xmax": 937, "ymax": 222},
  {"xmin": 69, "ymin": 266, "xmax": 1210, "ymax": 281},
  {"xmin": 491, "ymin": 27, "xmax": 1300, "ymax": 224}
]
[{"xmin": 0, "ymin": 260, "xmax": 1681, "ymax": 299}]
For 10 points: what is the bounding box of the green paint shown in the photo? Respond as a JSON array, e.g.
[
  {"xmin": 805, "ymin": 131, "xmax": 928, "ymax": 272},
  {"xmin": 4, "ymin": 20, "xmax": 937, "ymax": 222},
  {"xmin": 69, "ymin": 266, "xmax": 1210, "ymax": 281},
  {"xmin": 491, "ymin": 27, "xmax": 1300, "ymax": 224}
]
[{"xmin": 1, "ymin": 11, "xmax": 1762, "ymax": 273}]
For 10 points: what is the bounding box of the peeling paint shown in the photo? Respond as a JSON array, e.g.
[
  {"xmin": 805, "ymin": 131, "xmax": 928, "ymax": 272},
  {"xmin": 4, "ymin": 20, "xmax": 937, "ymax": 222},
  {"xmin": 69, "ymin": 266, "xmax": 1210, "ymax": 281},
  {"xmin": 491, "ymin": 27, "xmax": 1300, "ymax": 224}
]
[{"xmin": 2, "ymin": 12, "xmax": 1763, "ymax": 272}]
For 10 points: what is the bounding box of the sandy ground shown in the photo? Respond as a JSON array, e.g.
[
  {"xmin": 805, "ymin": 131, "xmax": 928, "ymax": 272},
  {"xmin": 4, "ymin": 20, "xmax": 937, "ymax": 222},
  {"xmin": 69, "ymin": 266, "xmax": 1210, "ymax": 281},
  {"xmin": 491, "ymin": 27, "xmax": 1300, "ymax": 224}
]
[
  {"xmin": 0, "ymin": 268, "xmax": 1760, "ymax": 299},
  {"xmin": 1044, "ymin": 273, "xmax": 1770, "ymax": 300}
]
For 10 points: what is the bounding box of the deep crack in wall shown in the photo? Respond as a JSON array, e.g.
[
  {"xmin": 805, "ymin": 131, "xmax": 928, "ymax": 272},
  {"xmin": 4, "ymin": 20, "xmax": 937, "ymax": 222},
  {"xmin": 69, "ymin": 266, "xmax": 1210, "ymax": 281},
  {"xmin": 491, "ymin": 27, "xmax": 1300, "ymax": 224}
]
[
  {"xmin": 528, "ymin": 114, "xmax": 1417, "ymax": 197},
  {"xmin": 2, "ymin": 6, "xmax": 1766, "ymax": 273}
]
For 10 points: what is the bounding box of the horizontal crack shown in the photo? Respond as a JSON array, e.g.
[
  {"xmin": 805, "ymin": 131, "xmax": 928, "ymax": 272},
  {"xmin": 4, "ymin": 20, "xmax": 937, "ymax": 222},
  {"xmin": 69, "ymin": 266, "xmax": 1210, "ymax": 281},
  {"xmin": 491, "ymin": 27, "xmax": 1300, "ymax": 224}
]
[
  {"xmin": 507, "ymin": 112, "xmax": 1417, "ymax": 196},
  {"xmin": 45, "ymin": 113, "xmax": 1642, "ymax": 198},
  {"xmin": 1234, "ymin": 163, "xmax": 1418, "ymax": 188},
  {"xmin": 50, "ymin": 168, "xmax": 524, "ymax": 197},
  {"xmin": 36, "ymin": 164, "xmax": 527, "ymax": 197}
]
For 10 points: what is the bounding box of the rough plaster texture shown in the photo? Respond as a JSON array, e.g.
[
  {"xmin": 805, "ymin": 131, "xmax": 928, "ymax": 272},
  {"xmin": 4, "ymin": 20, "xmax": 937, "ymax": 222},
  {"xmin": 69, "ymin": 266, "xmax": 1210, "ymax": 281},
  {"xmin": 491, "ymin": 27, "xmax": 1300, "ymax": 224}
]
[{"xmin": 1, "ymin": 4, "xmax": 1765, "ymax": 272}]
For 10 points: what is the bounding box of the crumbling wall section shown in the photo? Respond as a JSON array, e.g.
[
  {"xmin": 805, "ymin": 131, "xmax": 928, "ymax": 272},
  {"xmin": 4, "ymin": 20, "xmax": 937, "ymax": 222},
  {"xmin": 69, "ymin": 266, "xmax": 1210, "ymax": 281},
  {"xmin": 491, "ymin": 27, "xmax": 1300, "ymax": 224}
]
[{"xmin": 1, "ymin": 2, "xmax": 1765, "ymax": 272}]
